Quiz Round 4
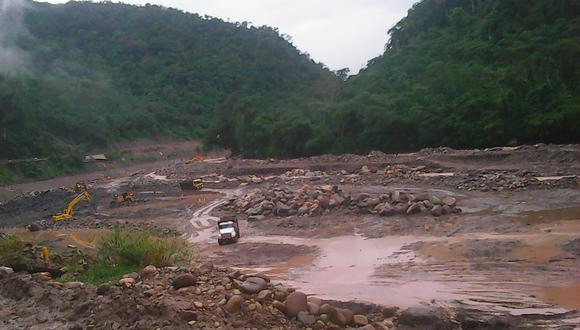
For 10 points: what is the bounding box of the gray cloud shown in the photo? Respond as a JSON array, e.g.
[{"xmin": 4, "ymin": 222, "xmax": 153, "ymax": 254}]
[
  {"xmin": 42, "ymin": 0, "xmax": 417, "ymax": 73},
  {"xmin": 0, "ymin": 0, "xmax": 30, "ymax": 75}
]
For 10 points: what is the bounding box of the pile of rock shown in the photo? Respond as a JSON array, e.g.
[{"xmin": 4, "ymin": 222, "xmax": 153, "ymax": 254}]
[
  {"xmin": 226, "ymin": 184, "xmax": 461, "ymax": 219},
  {"xmin": 281, "ymin": 169, "xmax": 327, "ymax": 178},
  {"xmin": 0, "ymin": 262, "xmax": 395, "ymax": 329}
]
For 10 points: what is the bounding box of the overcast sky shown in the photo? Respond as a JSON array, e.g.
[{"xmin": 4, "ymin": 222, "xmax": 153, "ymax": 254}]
[{"xmin": 42, "ymin": 0, "xmax": 417, "ymax": 73}]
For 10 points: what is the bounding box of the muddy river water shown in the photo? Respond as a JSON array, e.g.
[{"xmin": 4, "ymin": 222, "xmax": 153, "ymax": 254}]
[{"xmin": 188, "ymin": 189, "xmax": 580, "ymax": 320}]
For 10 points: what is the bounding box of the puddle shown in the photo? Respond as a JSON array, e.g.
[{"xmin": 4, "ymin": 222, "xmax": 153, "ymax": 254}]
[
  {"xmin": 535, "ymin": 175, "xmax": 577, "ymax": 182},
  {"xmin": 5, "ymin": 228, "xmax": 107, "ymax": 250},
  {"xmin": 418, "ymin": 173, "xmax": 455, "ymax": 177},
  {"xmin": 145, "ymin": 172, "xmax": 169, "ymax": 181},
  {"xmin": 511, "ymin": 207, "xmax": 580, "ymax": 224},
  {"xmin": 542, "ymin": 285, "xmax": 580, "ymax": 311}
]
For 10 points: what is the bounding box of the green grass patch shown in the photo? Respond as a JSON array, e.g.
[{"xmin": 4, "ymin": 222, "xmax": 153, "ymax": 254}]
[
  {"xmin": 97, "ymin": 227, "xmax": 190, "ymax": 267},
  {"xmin": 72, "ymin": 227, "xmax": 190, "ymax": 284},
  {"xmin": 79, "ymin": 263, "xmax": 140, "ymax": 285},
  {"xmin": 0, "ymin": 165, "xmax": 16, "ymax": 184}
]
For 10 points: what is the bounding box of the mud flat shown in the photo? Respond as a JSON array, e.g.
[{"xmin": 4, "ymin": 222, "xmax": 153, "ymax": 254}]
[{"xmin": 1, "ymin": 144, "xmax": 579, "ymax": 328}]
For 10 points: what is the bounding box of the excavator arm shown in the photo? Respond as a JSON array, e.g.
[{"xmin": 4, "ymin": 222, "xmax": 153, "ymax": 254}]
[{"xmin": 52, "ymin": 191, "xmax": 93, "ymax": 221}]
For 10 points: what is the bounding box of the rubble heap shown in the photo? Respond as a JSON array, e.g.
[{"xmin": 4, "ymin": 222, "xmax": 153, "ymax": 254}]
[{"xmin": 226, "ymin": 184, "xmax": 461, "ymax": 219}]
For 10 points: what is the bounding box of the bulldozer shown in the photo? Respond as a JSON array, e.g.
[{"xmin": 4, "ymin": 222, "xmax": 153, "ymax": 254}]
[
  {"xmin": 179, "ymin": 178, "xmax": 204, "ymax": 192},
  {"xmin": 111, "ymin": 192, "xmax": 136, "ymax": 206},
  {"xmin": 52, "ymin": 191, "xmax": 94, "ymax": 221}
]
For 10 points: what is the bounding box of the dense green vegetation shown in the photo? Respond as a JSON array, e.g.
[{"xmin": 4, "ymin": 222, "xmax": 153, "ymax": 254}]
[
  {"xmin": 208, "ymin": 0, "xmax": 579, "ymax": 155},
  {"xmin": 1, "ymin": 0, "xmax": 578, "ymax": 181},
  {"xmin": 0, "ymin": 1, "xmax": 336, "ymax": 177},
  {"xmin": 326, "ymin": 0, "xmax": 580, "ymax": 153}
]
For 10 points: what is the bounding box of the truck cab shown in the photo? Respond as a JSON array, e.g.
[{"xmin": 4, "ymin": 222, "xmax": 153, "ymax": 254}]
[{"xmin": 217, "ymin": 216, "xmax": 240, "ymax": 245}]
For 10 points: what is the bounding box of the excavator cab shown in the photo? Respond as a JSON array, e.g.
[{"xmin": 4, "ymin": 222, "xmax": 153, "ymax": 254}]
[{"xmin": 52, "ymin": 191, "xmax": 94, "ymax": 221}]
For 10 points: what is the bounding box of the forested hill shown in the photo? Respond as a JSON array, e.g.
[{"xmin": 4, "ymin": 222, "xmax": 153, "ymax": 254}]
[
  {"xmin": 1, "ymin": 0, "xmax": 579, "ymax": 182},
  {"xmin": 327, "ymin": 0, "xmax": 580, "ymax": 153},
  {"xmin": 0, "ymin": 1, "xmax": 337, "ymax": 162}
]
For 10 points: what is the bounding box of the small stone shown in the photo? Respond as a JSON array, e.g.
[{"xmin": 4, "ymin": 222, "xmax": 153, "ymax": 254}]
[
  {"xmin": 257, "ymin": 289, "xmax": 272, "ymax": 302},
  {"xmin": 193, "ymin": 301, "xmax": 204, "ymax": 309},
  {"xmin": 248, "ymin": 303, "xmax": 256, "ymax": 311},
  {"xmin": 353, "ymin": 314, "xmax": 369, "ymax": 326},
  {"xmin": 312, "ymin": 320, "xmax": 326, "ymax": 330},
  {"xmin": 272, "ymin": 300, "xmax": 285, "ymax": 313},
  {"xmin": 64, "ymin": 281, "xmax": 84, "ymax": 289},
  {"xmin": 240, "ymin": 277, "xmax": 267, "ymax": 294},
  {"xmin": 140, "ymin": 265, "xmax": 158, "ymax": 280},
  {"xmin": 119, "ymin": 278, "xmax": 135, "ymax": 288},
  {"xmin": 179, "ymin": 309, "xmax": 198, "ymax": 321},
  {"xmin": 122, "ymin": 272, "xmax": 139, "ymax": 280},
  {"xmin": 225, "ymin": 295, "xmax": 243, "ymax": 314},
  {"xmin": 172, "ymin": 274, "xmax": 197, "ymax": 289},
  {"xmin": 96, "ymin": 284, "xmax": 111, "ymax": 295}
]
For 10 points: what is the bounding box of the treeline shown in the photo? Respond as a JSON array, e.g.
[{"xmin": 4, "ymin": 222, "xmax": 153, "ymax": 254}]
[{"xmin": 206, "ymin": 0, "xmax": 580, "ymax": 156}]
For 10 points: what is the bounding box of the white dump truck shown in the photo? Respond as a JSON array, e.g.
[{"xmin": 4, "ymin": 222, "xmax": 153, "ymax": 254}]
[{"xmin": 217, "ymin": 216, "xmax": 240, "ymax": 245}]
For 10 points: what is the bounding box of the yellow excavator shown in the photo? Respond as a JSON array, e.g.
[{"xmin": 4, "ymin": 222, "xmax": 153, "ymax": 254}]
[{"xmin": 52, "ymin": 191, "xmax": 94, "ymax": 221}]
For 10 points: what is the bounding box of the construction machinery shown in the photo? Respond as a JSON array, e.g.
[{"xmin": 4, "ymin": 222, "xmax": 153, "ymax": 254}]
[
  {"xmin": 52, "ymin": 191, "xmax": 94, "ymax": 221},
  {"xmin": 217, "ymin": 216, "xmax": 240, "ymax": 245},
  {"xmin": 111, "ymin": 192, "xmax": 136, "ymax": 206},
  {"xmin": 179, "ymin": 178, "xmax": 204, "ymax": 192},
  {"xmin": 67, "ymin": 181, "xmax": 88, "ymax": 194}
]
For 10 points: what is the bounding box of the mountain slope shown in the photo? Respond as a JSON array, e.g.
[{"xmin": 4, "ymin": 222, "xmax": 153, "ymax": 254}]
[
  {"xmin": 328, "ymin": 0, "xmax": 580, "ymax": 152},
  {"xmin": 0, "ymin": 1, "xmax": 337, "ymax": 162}
]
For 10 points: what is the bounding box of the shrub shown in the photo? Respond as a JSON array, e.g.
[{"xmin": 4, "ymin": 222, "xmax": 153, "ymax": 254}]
[
  {"xmin": 0, "ymin": 235, "xmax": 36, "ymax": 271},
  {"xmin": 97, "ymin": 227, "xmax": 190, "ymax": 268}
]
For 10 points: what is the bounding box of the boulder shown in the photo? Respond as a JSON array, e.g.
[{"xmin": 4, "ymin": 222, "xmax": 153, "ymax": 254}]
[
  {"xmin": 320, "ymin": 304, "xmax": 346, "ymax": 327},
  {"xmin": 276, "ymin": 202, "xmax": 291, "ymax": 215},
  {"xmin": 398, "ymin": 305, "xmax": 451, "ymax": 330},
  {"xmin": 341, "ymin": 308, "xmax": 354, "ymax": 324},
  {"xmin": 240, "ymin": 277, "xmax": 267, "ymax": 294},
  {"xmin": 297, "ymin": 311, "xmax": 316, "ymax": 326},
  {"xmin": 353, "ymin": 314, "xmax": 369, "ymax": 326},
  {"xmin": 0, "ymin": 266, "xmax": 14, "ymax": 277},
  {"xmin": 307, "ymin": 302, "xmax": 320, "ymax": 315},
  {"xmin": 406, "ymin": 203, "xmax": 422, "ymax": 215},
  {"xmin": 442, "ymin": 196, "xmax": 457, "ymax": 207},
  {"xmin": 284, "ymin": 291, "xmax": 308, "ymax": 317},
  {"xmin": 442, "ymin": 205, "xmax": 452, "ymax": 215},
  {"xmin": 225, "ymin": 295, "xmax": 243, "ymax": 314},
  {"xmin": 140, "ymin": 265, "xmax": 158, "ymax": 280},
  {"xmin": 430, "ymin": 205, "xmax": 443, "ymax": 217},
  {"xmin": 172, "ymin": 274, "xmax": 197, "ymax": 289}
]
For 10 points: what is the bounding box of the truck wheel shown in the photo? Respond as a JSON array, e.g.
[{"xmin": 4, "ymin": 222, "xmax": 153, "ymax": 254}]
[{"xmin": 218, "ymin": 239, "xmax": 224, "ymax": 246}]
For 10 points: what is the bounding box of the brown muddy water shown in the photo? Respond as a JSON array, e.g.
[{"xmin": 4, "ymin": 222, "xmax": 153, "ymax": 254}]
[{"xmin": 189, "ymin": 192, "xmax": 579, "ymax": 315}]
